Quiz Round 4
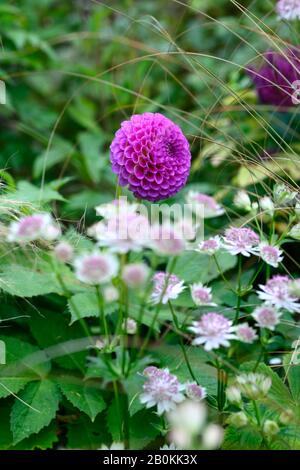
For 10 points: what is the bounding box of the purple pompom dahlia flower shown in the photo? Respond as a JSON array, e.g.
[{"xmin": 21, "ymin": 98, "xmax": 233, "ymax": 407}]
[
  {"xmin": 248, "ymin": 49, "xmax": 300, "ymax": 107},
  {"xmin": 110, "ymin": 113, "xmax": 191, "ymax": 202}
]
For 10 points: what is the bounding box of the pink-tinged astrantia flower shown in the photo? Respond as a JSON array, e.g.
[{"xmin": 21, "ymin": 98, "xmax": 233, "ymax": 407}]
[
  {"xmin": 140, "ymin": 367, "xmax": 185, "ymax": 415},
  {"xmin": 150, "ymin": 224, "xmax": 186, "ymax": 256},
  {"xmin": 122, "ymin": 318, "xmax": 137, "ymax": 335},
  {"xmin": 190, "ymin": 283, "xmax": 216, "ymax": 307},
  {"xmin": 223, "ymin": 227, "xmax": 259, "ymax": 257},
  {"xmin": 252, "ymin": 305, "xmax": 282, "ymax": 330},
  {"xmin": 110, "ymin": 113, "xmax": 191, "ymax": 202},
  {"xmin": 122, "ymin": 262, "xmax": 149, "ymax": 288},
  {"xmin": 54, "ymin": 241, "xmax": 74, "ymax": 263},
  {"xmin": 74, "ymin": 252, "xmax": 119, "ymax": 285},
  {"xmin": 88, "ymin": 212, "xmax": 150, "ymax": 254},
  {"xmin": 247, "ymin": 49, "xmax": 300, "ymax": 107},
  {"xmin": 196, "ymin": 236, "xmax": 221, "ymax": 255},
  {"xmin": 277, "ymin": 0, "xmax": 300, "ymax": 20},
  {"xmin": 256, "ymin": 243, "xmax": 284, "ymax": 268},
  {"xmin": 236, "ymin": 323, "xmax": 258, "ymax": 344},
  {"xmin": 257, "ymin": 275, "xmax": 300, "ymax": 312},
  {"xmin": 185, "ymin": 382, "xmax": 207, "ymax": 401},
  {"xmin": 151, "ymin": 272, "xmax": 185, "ymax": 305},
  {"xmin": 7, "ymin": 213, "xmax": 61, "ymax": 243},
  {"xmin": 189, "ymin": 312, "xmax": 237, "ymax": 351},
  {"xmin": 186, "ymin": 191, "xmax": 224, "ymax": 218}
]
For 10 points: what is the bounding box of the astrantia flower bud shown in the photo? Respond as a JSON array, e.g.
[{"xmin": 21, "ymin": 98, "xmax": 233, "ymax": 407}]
[
  {"xmin": 54, "ymin": 241, "xmax": 74, "ymax": 263},
  {"xmin": 74, "ymin": 252, "xmax": 119, "ymax": 285},
  {"xmin": 226, "ymin": 385, "xmax": 242, "ymax": 404},
  {"xmin": 273, "ymin": 183, "xmax": 297, "ymax": 206},
  {"xmin": 122, "ymin": 262, "xmax": 149, "ymax": 288},
  {"xmin": 234, "ymin": 191, "xmax": 252, "ymax": 212},
  {"xmin": 185, "ymin": 382, "xmax": 207, "ymax": 402},
  {"xmin": 228, "ymin": 411, "xmax": 248, "ymax": 428},
  {"xmin": 7, "ymin": 213, "xmax": 61, "ymax": 244},
  {"xmin": 289, "ymin": 223, "xmax": 300, "ymax": 240},
  {"xmin": 236, "ymin": 373, "xmax": 272, "ymax": 400},
  {"xmin": 279, "ymin": 409, "xmax": 294, "ymax": 425},
  {"xmin": 263, "ymin": 420, "xmax": 279, "ymax": 437},
  {"xmin": 110, "ymin": 113, "xmax": 191, "ymax": 202},
  {"xmin": 103, "ymin": 285, "xmax": 119, "ymax": 303},
  {"xmin": 122, "ymin": 318, "xmax": 137, "ymax": 335},
  {"xmin": 260, "ymin": 196, "xmax": 275, "ymax": 217}
]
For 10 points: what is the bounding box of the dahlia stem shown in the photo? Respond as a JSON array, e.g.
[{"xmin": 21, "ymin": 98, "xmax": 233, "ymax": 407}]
[{"xmin": 168, "ymin": 300, "xmax": 198, "ymax": 384}]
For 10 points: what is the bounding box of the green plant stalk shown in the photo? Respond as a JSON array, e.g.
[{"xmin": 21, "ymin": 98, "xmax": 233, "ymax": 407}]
[
  {"xmin": 168, "ymin": 300, "xmax": 198, "ymax": 383},
  {"xmin": 213, "ymin": 254, "xmax": 236, "ymax": 294},
  {"xmin": 234, "ymin": 254, "xmax": 242, "ymax": 324},
  {"xmin": 95, "ymin": 285, "xmax": 110, "ymax": 342}
]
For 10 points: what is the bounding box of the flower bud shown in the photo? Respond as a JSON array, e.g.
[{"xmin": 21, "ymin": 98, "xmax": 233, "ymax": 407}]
[
  {"xmin": 226, "ymin": 385, "xmax": 242, "ymax": 404},
  {"xmin": 263, "ymin": 419, "xmax": 279, "ymax": 436},
  {"xmin": 273, "ymin": 184, "xmax": 297, "ymax": 206},
  {"xmin": 228, "ymin": 411, "xmax": 248, "ymax": 428},
  {"xmin": 234, "ymin": 191, "xmax": 252, "ymax": 212},
  {"xmin": 289, "ymin": 223, "xmax": 300, "ymax": 240},
  {"xmin": 279, "ymin": 409, "xmax": 294, "ymax": 425},
  {"xmin": 54, "ymin": 241, "xmax": 73, "ymax": 263},
  {"xmin": 259, "ymin": 196, "xmax": 274, "ymax": 217}
]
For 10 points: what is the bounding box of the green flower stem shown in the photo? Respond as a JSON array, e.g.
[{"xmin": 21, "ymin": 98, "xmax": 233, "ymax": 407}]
[
  {"xmin": 213, "ymin": 254, "xmax": 236, "ymax": 294},
  {"xmin": 95, "ymin": 285, "xmax": 110, "ymax": 342},
  {"xmin": 168, "ymin": 300, "xmax": 198, "ymax": 384},
  {"xmin": 234, "ymin": 255, "xmax": 242, "ymax": 325},
  {"xmin": 138, "ymin": 256, "xmax": 178, "ymax": 358}
]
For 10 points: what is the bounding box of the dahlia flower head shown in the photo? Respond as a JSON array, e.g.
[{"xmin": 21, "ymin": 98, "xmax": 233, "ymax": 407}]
[
  {"xmin": 248, "ymin": 49, "xmax": 300, "ymax": 107},
  {"xmin": 110, "ymin": 113, "xmax": 191, "ymax": 202}
]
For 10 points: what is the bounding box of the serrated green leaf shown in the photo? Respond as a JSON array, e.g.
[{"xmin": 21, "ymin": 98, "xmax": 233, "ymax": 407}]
[
  {"xmin": 68, "ymin": 292, "xmax": 117, "ymax": 324},
  {"xmin": 10, "ymin": 380, "xmax": 60, "ymax": 444},
  {"xmin": 0, "ymin": 264, "xmax": 61, "ymax": 297},
  {"xmin": 66, "ymin": 413, "xmax": 107, "ymax": 449},
  {"xmin": 12, "ymin": 422, "xmax": 59, "ymax": 450},
  {"xmin": 222, "ymin": 425, "xmax": 263, "ymax": 450},
  {"xmin": 0, "ymin": 336, "xmax": 51, "ymax": 399},
  {"xmin": 58, "ymin": 380, "xmax": 106, "ymax": 421}
]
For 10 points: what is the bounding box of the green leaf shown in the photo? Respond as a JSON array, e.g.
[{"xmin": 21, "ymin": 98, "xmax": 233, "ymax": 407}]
[
  {"xmin": 78, "ymin": 132, "xmax": 106, "ymax": 183},
  {"xmin": 106, "ymin": 397, "xmax": 125, "ymax": 442},
  {"xmin": 0, "ymin": 336, "xmax": 51, "ymax": 399},
  {"xmin": 222, "ymin": 425, "xmax": 263, "ymax": 450},
  {"xmin": 0, "ymin": 264, "xmax": 61, "ymax": 297},
  {"xmin": 170, "ymin": 251, "xmax": 237, "ymax": 284},
  {"xmin": 34, "ymin": 138, "xmax": 74, "ymax": 178},
  {"xmin": 0, "ymin": 181, "xmax": 64, "ymax": 206},
  {"xmin": 58, "ymin": 380, "xmax": 106, "ymax": 421},
  {"xmin": 129, "ymin": 410, "xmax": 160, "ymax": 449},
  {"xmin": 10, "ymin": 380, "xmax": 60, "ymax": 444},
  {"xmin": 68, "ymin": 292, "xmax": 117, "ymax": 324},
  {"xmin": 29, "ymin": 310, "xmax": 88, "ymax": 371},
  {"xmin": 283, "ymin": 353, "xmax": 300, "ymax": 402},
  {"xmin": 12, "ymin": 422, "xmax": 59, "ymax": 450},
  {"xmin": 66, "ymin": 413, "xmax": 107, "ymax": 449}
]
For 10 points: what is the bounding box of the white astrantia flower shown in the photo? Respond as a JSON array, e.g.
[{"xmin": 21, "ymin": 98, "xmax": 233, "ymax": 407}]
[
  {"xmin": 252, "ymin": 304, "xmax": 282, "ymax": 331},
  {"xmin": 196, "ymin": 236, "xmax": 221, "ymax": 255},
  {"xmin": 122, "ymin": 262, "xmax": 149, "ymax": 288},
  {"xmin": 276, "ymin": 0, "xmax": 300, "ymax": 21},
  {"xmin": 7, "ymin": 213, "xmax": 61, "ymax": 243},
  {"xmin": 190, "ymin": 283, "xmax": 216, "ymax": 307},
  {"xmin": 257, "ymin": 275, "xmax": 300, "ymax": 313},
  {"xmin": 122, "ymin": 318, "xmax": 137, "ymax": 335},
  {"xmin": 222, "ymin": 227, "xmax": 260, "ymax": 257},
  {"xmin": 189, "ymin": 312, "xmax": 237, "ymax": 351},
  {"xmin": 54, "ymin": 241, "xmax": 74, "ymax": 263},
  {"xmin": 256, "ymin": 242, "xmax": 284, "ymax": 268},
  {"xmin": 149, "ymin": 224, "xmax": 186, "ymax": 256},
  {"xmin": 186, "ymin": 191, "xmax": 225, "ymax": 218},
  {"xmin": 202, "ymin": 424, "xmax": 224, "ymax": 450},
  {"xmin": 185, "ymin": 382, "xmax": 207, "ymax": 401},
  {"xmin": 235, "ymin": 373, "xmax": 272, "ymax": 400},
  {"xmin": 74, "ymin": 252, "xmax": 119, "ymax": 285},
  {"xmin": 236, "ymin": 323, "xmax": 258, "ymax": 344},
  {"xmin": 259, "ymin": 196, "xmax": 275, "ymax": 217},
  {"xmin": 289, "ymin": 223, "xmax": 300, "ymax": 240},
  {"xmin": 103, "ymin": 285, "xmax": 119, "ymax": 303},
  {"xmin": 140, "ymin": 367, "xmax": 185, "ymax": 415},
  {"xmin": 151, "ymin": 272, "xmax": 185, "ymax": 305},
  {"xmin": 167, "ymin": 400, "xmax": 207, "ymax": 436},
  {"xmin": 226, "ymin": 385, "xmax": 242, "ymax": 404},
  {"xmin": 233, "ymin": 190, "xmax": 252, "ymax": 212},
  {"xmin": 273, "ymin": 183, "xmax": 297, "ymax": 206}
]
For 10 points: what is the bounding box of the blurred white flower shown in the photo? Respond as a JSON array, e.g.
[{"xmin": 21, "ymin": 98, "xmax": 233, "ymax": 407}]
[
  {"xmin": 186, "ymin": 191, "xmax": 224, "ymax": 218},
  {"xmin": 259, "ymin": 196, "xmax": 274, "ymax": 217},
  {"xmin": 189, "ymin": 312, "xmax": 237, "ymax": 351},
  {"xmin": 74, "ymin": 252, "xmax": 119, "ymax": 285},
  {"xmin": 167, "ymin": 400, "xmax": 207, "ymax": 436},
  {"xmin": 236, "ymin": 323, "xmax": 258, "ymax": 344},
  {"xmin": 289, "ymin": 223, "xmax": 300, "ymax": 240},
  {"xmin": 122, "ymin": 262, "xmax": 149, "ymax": 288},
  {"xmin": 276, "ymin": 0, "xmax": 300, "ymax": 21},
  {"xmin": 273, "ymin": 183, "xmax": 297, "ymax": 206},
  {"xmin": 252, "ymin": 304, "xmax": 282, "ymax": 331},
  {"xmin": 150, "ymin": 224, "xmax": 186, "ymax": 256},
  {"xmin": 54, "ymin": 241, "xmax": 74, "ymax": 263},
  {"xmin": 95, "ymin": 197, "xmax": 138, "ymax": 219},
  {"xmin": 263, "ymin": 420, "xmax": 279, "ymax": 436},
  {"xmin": 103, "ymin": 285, "xmax": 119, "ymax": 303},
  {"xmin": 190, "ymin": 283, "xmax": 216, "ymax": 307},
  {"xmin": 196, "ymin": 236, "xmax": 221, "ymax": 255},
  {"xmin": 151, "ymin": 272, "xmax": 185, "ymax": 305},
  {"xmin": 236, "ymin": 373, "xmax": 272, "ymax": 400},
  {"xmin": 7, "ymin": 213, "xmax": 61, "ymax": 243},
  {"xmin": 122, "ymin": 318, "xmax": 137, "ymax": 335},
  {"xmin": 234, "ymin": 191, "xmax": 252, "ymax": 212},
  {"xmin": 202, "ymin": 424, "xmax": 224, "ymax": 450},
  {"xmin": 226, "ymin": 385, "xmax": 242, "ymax": 404}
]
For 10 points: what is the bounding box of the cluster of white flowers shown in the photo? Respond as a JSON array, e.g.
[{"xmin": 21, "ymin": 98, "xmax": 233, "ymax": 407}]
[
  {"xmin": 277, "ymin": 0, "xmax": 300, "ymax": 21},
  {"xmin": 139, "ymin": 366, "xmax": 206, "ymax": 415},
  {"xmin": 7, "ymin": 213, "xmax": 61, "ymax": 243},
  {"xmin": 227, "ymin": 373, "xmax": 272, "ymax": 403}
]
